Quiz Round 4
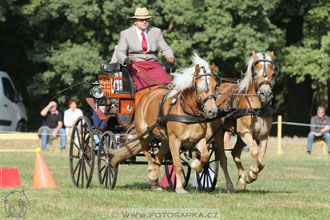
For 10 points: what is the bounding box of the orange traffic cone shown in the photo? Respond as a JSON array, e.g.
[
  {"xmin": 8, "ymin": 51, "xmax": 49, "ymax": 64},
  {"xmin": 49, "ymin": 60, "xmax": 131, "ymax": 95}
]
[{"xmin": 32, "ymin": 148, "xmax": 58, "ymax": 188}]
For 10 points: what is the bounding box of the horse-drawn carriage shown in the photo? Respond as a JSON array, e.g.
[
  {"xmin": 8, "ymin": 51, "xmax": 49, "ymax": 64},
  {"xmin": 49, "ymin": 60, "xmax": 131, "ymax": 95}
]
[
  {"xmin": 69, "ymin": 60, "xmax": 219, "ymax": 191},
  {"xmin": 69, "ymin": 52, "xmax": 278, "ymax": 193}
]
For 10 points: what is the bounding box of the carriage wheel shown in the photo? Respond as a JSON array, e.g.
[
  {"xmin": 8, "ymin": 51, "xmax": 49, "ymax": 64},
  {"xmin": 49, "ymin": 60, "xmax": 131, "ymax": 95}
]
[
  {"xmin": 196, "ymin": 141, "xmax": 219, "ymax": 191},
  {"xmin": 97, "ymin": 131, "xmax": 119, "ymax": 189},
  {"xmin": 164, "ymin": 150, "xmax": 192, "ymax": 190},
  {"xmin": 69, "ymin": 116, "xmax": 95, "ymax": 188}
]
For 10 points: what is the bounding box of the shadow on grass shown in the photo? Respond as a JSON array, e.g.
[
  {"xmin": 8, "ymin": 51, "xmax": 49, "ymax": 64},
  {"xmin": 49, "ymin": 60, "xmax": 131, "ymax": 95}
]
[
  {"xmin": 99, "ymin": 181, "xmax": 294, "ymax": 195},
  {"xmin": 116, "ymin": 183, "xmax": 160, "ymax": 190},
  {"xmin": 233, "ymin": 189, "xmax": 293, "ymax": 194}
]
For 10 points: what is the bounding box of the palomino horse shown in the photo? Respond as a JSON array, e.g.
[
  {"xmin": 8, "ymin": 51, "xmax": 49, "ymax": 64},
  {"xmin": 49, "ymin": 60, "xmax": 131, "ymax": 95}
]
[
  {"xmin": 210, "ymin": 51, "xmax": 278, "ymax": 191},
  {"xmin": 110, "ymin": 54, "xmax": 219, "ymax": 193}
]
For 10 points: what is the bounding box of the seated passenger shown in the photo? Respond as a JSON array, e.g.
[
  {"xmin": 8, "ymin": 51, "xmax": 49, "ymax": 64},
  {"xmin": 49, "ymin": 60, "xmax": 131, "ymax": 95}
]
[{"xmin": 116, "ymin": 7, "xmax": 174, "ymax": 90}]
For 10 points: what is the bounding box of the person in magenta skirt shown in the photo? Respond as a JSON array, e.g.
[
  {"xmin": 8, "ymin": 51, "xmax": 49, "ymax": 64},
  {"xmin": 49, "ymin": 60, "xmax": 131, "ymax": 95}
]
[{"xmin": 116, "ymin": 7, "xmax": 174, "ymax": 90}]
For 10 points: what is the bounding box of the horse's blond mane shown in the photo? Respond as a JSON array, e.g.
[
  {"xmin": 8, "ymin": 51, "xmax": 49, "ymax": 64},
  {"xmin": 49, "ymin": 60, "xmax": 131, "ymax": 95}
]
[
  {"xmin": 170, "ymin": 53, "xmax": 210, "ymax": 96},
  {"xmin": 238, "ymin": 53, "xmax": 272, "ymax": 93}
]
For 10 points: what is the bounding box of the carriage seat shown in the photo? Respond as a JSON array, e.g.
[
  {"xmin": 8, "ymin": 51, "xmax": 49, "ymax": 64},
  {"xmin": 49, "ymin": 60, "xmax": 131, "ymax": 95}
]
[
  {"xmin": 114, "ymin": 64, "xmax": 176, "ymax": 94},
  {"xmin": 99, "ymin": 63, "xmax": 121, "ymax": 73},
  {"xmin": 98, "ymin": 62, "xmax": 176, "ymax": 95},
  {"xmin": 119, "ymin": 67, "xmax": 135, "ymax": 94}
]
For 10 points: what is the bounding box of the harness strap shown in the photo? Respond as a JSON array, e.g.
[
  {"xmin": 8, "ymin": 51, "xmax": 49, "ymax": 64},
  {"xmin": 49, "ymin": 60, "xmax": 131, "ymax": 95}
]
[
  {"xmin": 229, "ymin": 105, "xmax": 273, "ymax": 120},
  {"xmin": 164, "ymin": 113, "xmax": 223, "ymax": 124},
  {"xmin": 156, "ymin": 89, "xmax": 178, "ymax": 139},
  {"xmin": 245, "ymin": 95, "xmax": 253, "ymax": 109},
  {"xmin": 180, "ymin": 95, "xmax": 201, "ymax": 116},
  {"xmin": 228, "ymin": 88, "xmax": 239, "ymax": 110}
]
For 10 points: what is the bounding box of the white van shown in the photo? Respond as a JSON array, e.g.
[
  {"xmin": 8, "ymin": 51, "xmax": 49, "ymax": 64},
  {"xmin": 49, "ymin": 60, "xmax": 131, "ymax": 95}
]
[{"xmin": 0, "ymin": 71, "xmax": 28, "ymax": 132}]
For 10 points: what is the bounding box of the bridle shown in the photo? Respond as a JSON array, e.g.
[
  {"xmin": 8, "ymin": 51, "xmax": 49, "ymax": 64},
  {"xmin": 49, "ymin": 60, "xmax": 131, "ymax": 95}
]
[
  {"xmin": 251, "ymin": 53, "xmax": 279, "ymax": 94},
  {"xmin": 194, "ymin": 66, "xmax": 218, "ymax": 111}
]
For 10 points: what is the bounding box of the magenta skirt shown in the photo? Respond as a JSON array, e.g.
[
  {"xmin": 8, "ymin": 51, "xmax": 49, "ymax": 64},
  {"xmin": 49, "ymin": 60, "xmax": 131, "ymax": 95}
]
[{"xmin": 129, "ymin": 61, "xmax": 171, "ymax": 91}]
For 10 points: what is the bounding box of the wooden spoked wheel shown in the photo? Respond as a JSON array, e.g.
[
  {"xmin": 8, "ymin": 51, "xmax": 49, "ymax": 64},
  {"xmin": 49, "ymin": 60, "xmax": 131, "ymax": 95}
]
[
  {"xmin": 69, "ymin": 116, "xmax": 95, "ymax": 188},
  {"xmin": 97, "ymin": 131, "xmax": 118, "ymax": 189},
  {"xmin": 196, "ymin": 141, "xmax": 219, "ymax": 191},
  {"xmin": 164, "ymin": 150, "xmax": 192, "ymax": 190}
]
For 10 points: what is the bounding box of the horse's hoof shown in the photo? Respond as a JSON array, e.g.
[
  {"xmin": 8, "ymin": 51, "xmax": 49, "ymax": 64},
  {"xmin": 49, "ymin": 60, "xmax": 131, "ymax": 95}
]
[
  {"xmin": 148, "ymin": 172, "xmax": 158, "ymax": 181},
  {"xmin": 147, "ymin": 169, "xmax": 158, "ymax": 185},
  {"xmin": 148, "ymin": 177, "xmax": 159, "ymax": 186},
  {"xmin": 244, "ymin": 171, "xmax": 258, "ymax": 183},
  {"xmin": 189, "ymin": 159, "xmax": 202, "ymax": 172},
  {"xmin": 151, "ymin": 186, "xmax": 163, "ymax": 191},
  {"xmin": 226, "ymin": 184, "xmax": 235, "ymax": 193},
  {"xmin": 175, "ymin": 188, "xmax": 187, "ymax": 194},
  {"xmin": 237, "ymin": 178, "xmax": 246, "ymax": 190}
]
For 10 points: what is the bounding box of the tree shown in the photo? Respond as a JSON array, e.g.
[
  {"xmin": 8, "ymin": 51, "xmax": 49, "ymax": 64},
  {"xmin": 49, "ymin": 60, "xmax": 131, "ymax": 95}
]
[{"xmin": 1, "ymin": 0, "xmax": 328, "ymax": 135}]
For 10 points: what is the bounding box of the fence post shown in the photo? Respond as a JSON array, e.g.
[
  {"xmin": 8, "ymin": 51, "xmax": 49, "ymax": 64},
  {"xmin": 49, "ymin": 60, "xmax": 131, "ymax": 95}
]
[{"xmin": 277, "ymin": 115, "xmax": 283, "ymax": 155}]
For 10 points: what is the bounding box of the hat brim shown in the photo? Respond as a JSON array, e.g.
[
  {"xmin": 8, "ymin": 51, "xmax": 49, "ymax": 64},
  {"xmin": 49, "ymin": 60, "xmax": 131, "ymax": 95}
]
[{"xmin": 129, "ymin": 15, "xmax": 152, "ymax": 19}]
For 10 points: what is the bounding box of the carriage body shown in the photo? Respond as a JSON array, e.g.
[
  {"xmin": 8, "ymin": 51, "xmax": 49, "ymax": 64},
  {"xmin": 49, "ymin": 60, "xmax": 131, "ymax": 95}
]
[
  {"xmin": 69, "ymin": 62, "xmax": 200, "ymax": 190},
  {"xmin": 87, "ymin": 63, "xmax": 159, "ymax": 129}
]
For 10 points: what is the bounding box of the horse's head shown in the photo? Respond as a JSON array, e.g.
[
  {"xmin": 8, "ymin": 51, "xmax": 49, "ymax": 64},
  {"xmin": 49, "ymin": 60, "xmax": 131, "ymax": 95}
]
[
  {"xmin": 193, "ymin": 63, "xmax": 218, "ymax": 118},
  {"xmin": 251, "ymin": 51, "xmax": 279, "ymax": 104}
]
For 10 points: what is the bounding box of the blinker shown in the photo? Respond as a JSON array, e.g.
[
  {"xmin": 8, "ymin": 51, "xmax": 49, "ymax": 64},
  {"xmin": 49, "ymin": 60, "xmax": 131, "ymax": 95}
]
[{"xmin": 201, "ymin": 66, "xmax": 209, "ymax": 93}]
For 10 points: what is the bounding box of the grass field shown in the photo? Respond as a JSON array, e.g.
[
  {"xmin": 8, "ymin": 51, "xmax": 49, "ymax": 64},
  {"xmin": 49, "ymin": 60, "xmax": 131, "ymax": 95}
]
[{"xmin": 0, "ymin": 136, "xmax": 329, "ymax": 219}]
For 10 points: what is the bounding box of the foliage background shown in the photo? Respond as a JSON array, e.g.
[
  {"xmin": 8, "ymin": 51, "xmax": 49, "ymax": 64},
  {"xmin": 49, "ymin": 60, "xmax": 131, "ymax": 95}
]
[{"xmin": 0, "ymin": 0, "xmax": 329, "ymax": 135}]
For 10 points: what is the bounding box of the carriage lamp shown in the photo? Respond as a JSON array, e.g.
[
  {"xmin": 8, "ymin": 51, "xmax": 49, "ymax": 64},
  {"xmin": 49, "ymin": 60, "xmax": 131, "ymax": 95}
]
[
  {"xmin": 90, "ymin": 86, "xmax": 104, "ymax": 98},
  {"xmin": 91, "ymin": 81, "xmax": 100, "ymax": 85}
]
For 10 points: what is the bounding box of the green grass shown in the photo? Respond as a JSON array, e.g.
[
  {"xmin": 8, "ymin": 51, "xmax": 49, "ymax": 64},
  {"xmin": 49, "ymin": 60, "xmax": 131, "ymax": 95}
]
[{"xmin": 0, "ymin": 137, "xmax": 329, "ymax": 219}]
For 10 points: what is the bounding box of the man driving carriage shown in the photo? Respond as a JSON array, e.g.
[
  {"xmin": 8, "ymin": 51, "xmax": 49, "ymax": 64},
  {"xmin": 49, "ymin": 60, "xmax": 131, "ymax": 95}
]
[{"xmin": 115, "ymin": 7, "xmax": 175, "ymax": 90}]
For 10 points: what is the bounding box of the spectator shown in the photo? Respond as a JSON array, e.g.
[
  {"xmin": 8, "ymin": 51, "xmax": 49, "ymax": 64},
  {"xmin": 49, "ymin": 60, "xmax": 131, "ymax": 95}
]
[
  {"xmin": 40, "ymin": 101, "xmax": 66, "ymax": 150},
  {"xmin": 64, "ymin": 99, "xmax": 83, "ymax": 136},
  {"xmin": 307, "ymin": 106, "xmax": 330, "ymax": 154}
]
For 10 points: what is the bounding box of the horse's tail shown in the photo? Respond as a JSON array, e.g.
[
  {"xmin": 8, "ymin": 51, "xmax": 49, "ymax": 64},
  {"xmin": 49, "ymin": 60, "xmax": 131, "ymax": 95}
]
[{"xmin": 110, "ymin": 136, "xmax": 141, "ymax": 167}]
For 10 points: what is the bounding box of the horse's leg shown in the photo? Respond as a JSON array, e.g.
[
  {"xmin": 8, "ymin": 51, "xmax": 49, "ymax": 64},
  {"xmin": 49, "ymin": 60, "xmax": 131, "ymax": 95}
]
[
  {"xmin": 238, "ymin": 132, "xmax": 260, "ymax": 184},
  {"xmin": 231, "ymin": 136, "xmax": 247, "ymax": 190},
  {"xmin": 189, "ymin": 138, "xmax": 210, "ymax": 173},
  {"xmin": 140, "ymin": 136, "xmax": 159, "ymax": 186},
  {"xmin": 257, "ymin": 117, "xmax": 272, "ymax": 173},
  {"xmin": 154, "ymin": 140, "xmax": 169, "ymax": 184},
  {"xmin": 213, "ymin": 126, "xmax": 234, "ymax": 192},
  {"xmin": 169, "ymin": 136, "xmax": 186, "ymax": 194},
  {"xmin": 257, "ymin": 138, "xmax": 268, "ymax": 173}
]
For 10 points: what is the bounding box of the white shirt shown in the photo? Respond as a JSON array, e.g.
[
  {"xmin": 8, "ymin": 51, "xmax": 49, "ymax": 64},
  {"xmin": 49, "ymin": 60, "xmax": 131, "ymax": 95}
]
[
  {"xmin": 64, "ymin": 108, "xmax": 83, "ymax": 135},
  {"xmin": 134, "ymin": 26, "xmax": 150, "ymax": 52}
]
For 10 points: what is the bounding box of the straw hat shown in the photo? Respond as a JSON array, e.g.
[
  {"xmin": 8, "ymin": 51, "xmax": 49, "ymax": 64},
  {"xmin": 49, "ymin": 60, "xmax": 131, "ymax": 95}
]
[{"xmin": 129, "ymin": 7, "xmax": 152, "ymax": 19}]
